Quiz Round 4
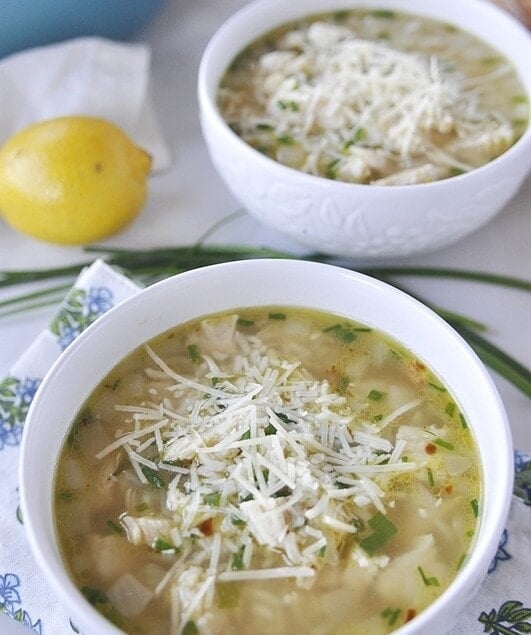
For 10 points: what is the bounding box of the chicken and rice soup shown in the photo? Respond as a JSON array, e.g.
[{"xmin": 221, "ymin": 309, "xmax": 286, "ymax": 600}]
[
  {"xmin": 218, "ymin": 9, "xmax": 528, "ymax": 185},
  {"xmin": 54, "ymin": 308, "xmax": 481, "ymax": 634}
]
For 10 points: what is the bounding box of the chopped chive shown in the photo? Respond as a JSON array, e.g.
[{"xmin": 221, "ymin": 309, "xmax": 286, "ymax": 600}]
[
  {"xmin": 204, "ymin": 492, "xmax": 221, "ymax": 507},
  {"xmin": 359, "ymin": 512, "xmax": 398, "ymax": 555},
  {"xmin": 153, "ymin": 538, "xmax": 179, "ymax": 553},
  {"xmin": 434, "ymin": 438, "xmax": 455, "ymax": 451},
  {"xmin": 106, "ymin": 519, "xmax": 124, "ymax": 535},
  {"xmin": 277, "ymin": 134, "xmax": 294, "ymax": 145},
  {"xmin": 255, "ymin": 123, "xmax": 273, "ymax": 131},
  {"xmin": 344, "ymin": 127, "xmax": 367, "ymax": 149},
  {"xmin": 231, "ymin": 515, "xmax": 246, "ymax": 526},
  {"xmin": 141, "ymin": 466, "xmax": 166, "ymax": 489},
  {"xmin": 237, "ymin": 318, "xmax": 254, "ymax": 326},
  {"xmin": 449, "ymin": 167, "xmax": 465, "ymax": 177},
  {"xmin": 264, "ymin": 423, "xmax": 277, "ymax": 435},
  {"xmin": 274, "ymin": 412, "xmax": 295, "ymax": 425},
  {"xmin": 277, "ymin": 99, "xmax": 298, "ymax": 112},
  {"xmin": 418, "ymin": 566, "xmax": 440, "ymax": 586},
  {"xmin": 318, "ymin": 545, "xmax": 327, "ymax": 557},
  {"xmin": 325, "ymin": 158, "xmax": 340, "ymax": 179},
  {"xmin": 381, "ymin": 607, "xmax": 401, "ymax": 626},
  {"xmin": 445, "ymin": 402, "xmax": 456, "ymax": 417},
  {"xmin": 272, "ymin": 485, "xmax": 292, "ymax": 498},
  {"xmin": 428, "ymin": 381, "xmax": 446, "ymax": 392},
  {"xmin": 231, "ymin": 546, "xmax": 245, "ymax": 570},
  {"xmin": 471, "ymin": 498, "xmax": 479, "ymax": 517},
  {"xmin": 240, "ymin": 429, "xmax": 251, "ymax": 440},
  {"xmin": 268, "ymin": 312, "xmax": 286, "ymax": 320},
  {"xmin": 427, "ymin": 467, "xmax": 435, "ymax": 488},
  {"xmin": 368, "ymin": 389, "xmax": 386, "ymax": 402},
  {"xmin": 187, "ymin": 343, "xmax": 201, "ymax": 364},
  {"xmin": 459, "ymin": 413, "xmax": 468, "ymax": 429},
  {"xmin": 322, "ymin": 323, "xmax": 357, "ymax": 343}
]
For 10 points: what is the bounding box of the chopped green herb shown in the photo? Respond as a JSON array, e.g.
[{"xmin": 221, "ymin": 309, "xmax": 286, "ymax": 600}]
[
  {"xmin": 318, "ymin": 545, "xmax": 327, "ymax": 558},
  {"xmin": 230, "ymin": 515, "xmax": 246, "ymax": 526},
  {"xmin": 459, "ymin": 413, "xmax": 468, "ymax": 429},
  {"xmin": 322, "ymin": 323, "xmax": 357, "ymax": 343},
  {"xmin": 428, "ymin": 381, "xmax": 446, "ymax": 392},
  {"xmin": 106, "ymin": 519, "xmax": 124, "ymax": 535},
  {"xmin": 333, "ymin": 10, "xmax": 348, "ymax": 21},
  {"xmin": 372, "ymin": 414, "xmax": 384, "ymax": 422},
  {"xmin": 231, "ymin": 546, "xmax": 245, "ymax": 570},
  {"xmin": 434, "ymin": 438, "xmax": 455, "ymax": 451},
  {"xmin": 372, "ymin": 9, "xmax": 395, "ymax": 18},
  {"xmin": 153, "ymin": 538, "xmax": 179, "ymax": 554},
  {"xmin": 381, "ymin": 607, "xmax": 401, "ymax": 626},
  {"xmin": 325, "ymin": 158, "xmax": 340, "ymax": 179},
  {"xmin": 237, "ymin": 318, "xmax": 254, "ymax": 326},
  {"xmin": 344, "ymin": 128, "xmax": 367, "ymax": 149},
  {"xmin": 110, "ymin": 378, "xmax": 121, "ymax": 391},
  {"xmin": 272, "ymin": 485, "xmax": 292, "ymax": 498},
  {"xmin": 204, "ymin": 492, "xmax": 221, "ymax": 507},
  {"xmin": 264, "ymin": 423, "xmax": 277, "ymax": 435},
  {"xmin": 418, "ymin": 566, "xmax": 440, "ymax": 586},
  {"xmin": 337, "ymin": 374, "xmax": 350, "ymax": 393},
  {"xmin": 334, "ymin": 480, "xmax": 351, "ymax": 489},
  {"xmin": 445, "ymin": 402, "xmax": 456, "ymax": 417},
  {"xmin": 359, "ymin": 512, "xmax": 398, "ymax": 555},
  {"xmin": 277, "ymin": 134, "xmax": 294, "ymax": 145},
  {"xmin": 240, "ymin": 429, "xmax": 251, "ymax": 440},
  {"xmin": 268, "ymin": 312, "xmax": 286, "ymax": 320},
  {"xmin": 471, "ymin": 498, "xmax": 479, "ymax": 517},
  {"xmin": 449, "ymin": 167, "xmax": 466, "ymax": 177},
  {"xmin": 427, "ymin": 467, "xmax": 435, "ymax": 488},
  {"xmin": 368, "ymin": 389, "xmax": 386, "ymax": 402},
  {"xmin": 141, "ymin": 466, "xmax": 166, "ymax": 489},
  {"xmin": 182, "ymin": 621, "xmax": 199, "ymax": 635},
  {"xmin": 187, "ymin": 343, "xmax": 201, "ymax": 364},
  {"xmin": 274, "ymin": 412, "xmax": 295, "ymax": 425},
  {"xmin": 277, "ymin": 99, "xmax": 298, "ymax": 112},
  {"xmin": 240, "ymin": 493, "xmax": 254, "ymax": 503},
  {"xmin": 255, "ymin": 123, "xmax": 273, "ymax": 131}
]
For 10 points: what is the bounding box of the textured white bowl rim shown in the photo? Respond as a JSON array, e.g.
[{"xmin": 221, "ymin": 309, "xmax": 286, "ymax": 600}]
[{"xmin": 19, "ymin": 259, "xmax": 514, "ymax": 635}]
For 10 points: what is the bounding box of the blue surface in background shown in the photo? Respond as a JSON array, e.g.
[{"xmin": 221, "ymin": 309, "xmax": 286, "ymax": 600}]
[{"xmin": 0, "ymin": 0, "xmax": 165, "ymax": 58}]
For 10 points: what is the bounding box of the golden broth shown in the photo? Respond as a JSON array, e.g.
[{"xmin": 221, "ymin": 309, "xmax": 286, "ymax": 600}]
[{"xmin": 54, "ymin": 307, "xmax": 481, "ymax": 634}]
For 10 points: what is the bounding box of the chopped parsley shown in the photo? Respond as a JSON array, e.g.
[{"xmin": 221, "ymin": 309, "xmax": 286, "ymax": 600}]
[
  {"xmin": 187, "ymin": 343, "xmax": 202, "ymax": 364},
  {"xmin": 367, "ymin": 389, "xmax": 386, "ymax": 402}
]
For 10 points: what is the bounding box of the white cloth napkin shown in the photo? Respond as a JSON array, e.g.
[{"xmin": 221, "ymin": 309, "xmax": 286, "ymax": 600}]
[
  {"xmin": 0, "ymin": 37, "xmax": 171, "ymax": 173},
  {"xmin": 0, "ymin": 261, "xmax": 529, "ymax": 634}
]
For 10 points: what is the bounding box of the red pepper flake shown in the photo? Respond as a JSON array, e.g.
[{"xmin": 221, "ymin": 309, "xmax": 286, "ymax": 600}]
[
  {"xmin": 445, "ymin": 484, "xmax": 454, "ymax": 494},
  {"xmin": 198, "ymin": 518, "xmax": 214, "ymax": 536},
  {"xmin": 405, "ymin": 608, "xmax": 417, "ymax": 622},
  {"xmin": 425, "ymin": 443, "xmax": 437, "ymax": 455}
]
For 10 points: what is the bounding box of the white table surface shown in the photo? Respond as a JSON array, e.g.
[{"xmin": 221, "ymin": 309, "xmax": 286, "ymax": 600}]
[{"xmin": 1, "ymin": 0, "xmax": 530, "ymax": 454}]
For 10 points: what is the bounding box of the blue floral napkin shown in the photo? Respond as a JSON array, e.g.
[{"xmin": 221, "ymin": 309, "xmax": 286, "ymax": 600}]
[{"xmin": 0, "ymin": 260, "xmax": 529, "ymax": 634}]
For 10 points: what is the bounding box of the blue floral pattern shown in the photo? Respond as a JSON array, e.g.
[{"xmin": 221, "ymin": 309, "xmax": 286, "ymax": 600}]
[
  {"xmin": 0, "ymin": 376, "xmax": 41, "ymax": 450},
  {"xmin": 489, "ymin": 529, "xmax": 512, "ymax": 574},
  {"xmin": 0, "ymin": 573, "xmax": 42, "ymax": 633},
  {"xmin": 50, "ymin": 286, "xmax": 114, "ymax": 350}
]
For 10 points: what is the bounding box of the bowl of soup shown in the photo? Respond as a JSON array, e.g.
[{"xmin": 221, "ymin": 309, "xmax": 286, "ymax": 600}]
[
  {"xmin": 19, "ymin": 259, "xmax": 513, "ymax": 634},
  {"xmin": 198, "ymin": 0, "xmax": 531, "ymax": 258}
]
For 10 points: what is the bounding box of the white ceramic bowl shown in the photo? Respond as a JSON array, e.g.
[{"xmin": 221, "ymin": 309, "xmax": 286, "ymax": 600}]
[
  {"xmin": 19, "ymin": 259, "xmax": 513, "ymax": 635},
  {"xmin": 198, "ymin": 0, "xmax": 531, "ymax": 258}
]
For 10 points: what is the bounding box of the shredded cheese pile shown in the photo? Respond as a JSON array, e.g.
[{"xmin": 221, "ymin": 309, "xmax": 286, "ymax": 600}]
[
  {"xmin": 219, "ymin": 20, "xmax": 516, "ymax": 184},
  {"xmin": 97, "ymin": 325, "xmax": 424, "ymax": 629}
]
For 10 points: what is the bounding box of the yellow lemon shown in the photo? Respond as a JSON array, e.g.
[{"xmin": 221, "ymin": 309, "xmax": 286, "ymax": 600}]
[{"xmin": 0, "ymin": 116, "xmax": 152, "ymax": 244}]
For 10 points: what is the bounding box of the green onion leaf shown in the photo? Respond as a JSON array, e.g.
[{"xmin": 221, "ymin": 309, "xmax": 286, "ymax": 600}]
[
  {"xmin": 268, "ymin": 312, "xmax": 286, "ymax": 320},
  {"xmin": 204, "ymin": 492, "xmax": 221, "ymax": 507},
  {"xmin": 360, "ymin": 512, "xmax": 398, "ymax": 555},
  {"xmin": 368, "ymin": 389, "xmax": 386, "ymax": 402},
  {"xmin": 187, "ymin": 343, "xmax": 201, "ymax": 364},
  {"xmin": 418, "ymin": 566, "xmax": 440, "ymax": 586},
  {"xmin": 231, "ymin": 546, "xmax": 245, "ymax": 570},
  {"xmin": 434, "ymin": 438, "xmax": 455, "ymax": 451}
]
